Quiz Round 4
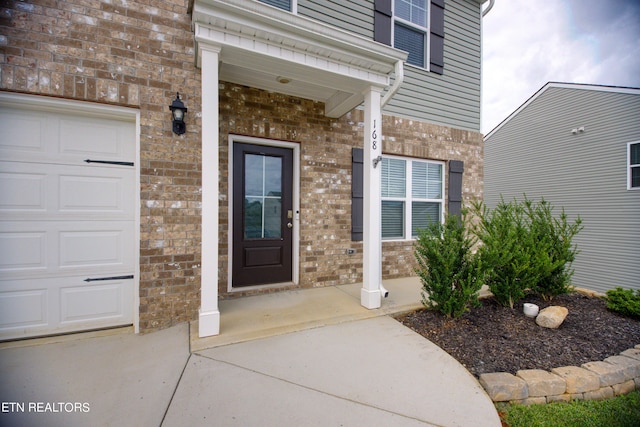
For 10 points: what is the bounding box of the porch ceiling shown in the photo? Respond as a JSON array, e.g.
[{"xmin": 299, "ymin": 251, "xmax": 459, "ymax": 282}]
[{"xmin": 192, "ymin": 0, "xmax": 407, "ymax": 118}]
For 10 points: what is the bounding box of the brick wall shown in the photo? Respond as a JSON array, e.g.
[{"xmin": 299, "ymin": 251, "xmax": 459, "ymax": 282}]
[
  {"xmin": 0, "ymin": 0, "xmax": 483, "ymax": 332},
  {"xmin": 218, "ymin": 82, "xmax": 484, "ymax": 295},
  {"xmin": 1, "ymin": 0, "xmax": 203, "ymax": 331}
]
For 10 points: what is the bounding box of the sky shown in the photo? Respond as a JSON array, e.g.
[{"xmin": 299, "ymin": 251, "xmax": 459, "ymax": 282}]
[{"xmin": 481, "ymin": 0, "xmax": 640, "ymax": 134}]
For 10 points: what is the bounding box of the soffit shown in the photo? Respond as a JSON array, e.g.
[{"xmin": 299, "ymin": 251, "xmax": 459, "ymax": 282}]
[{"xmin": 192, "ymin": 0, "xmax": 407, "ymax": 117}]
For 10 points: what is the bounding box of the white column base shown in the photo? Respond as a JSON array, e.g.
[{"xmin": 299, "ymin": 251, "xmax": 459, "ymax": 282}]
[
  {"xmin": 361, "ymin": 288, "xmax": 382, "ymax": 309},
  {"xmin": 198, "ymin": 308, "xmax": 220, "ymax": 337}
]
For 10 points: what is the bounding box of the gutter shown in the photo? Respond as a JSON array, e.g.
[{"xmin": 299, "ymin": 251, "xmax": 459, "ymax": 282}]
[
  {"xmin": 381, "ymin": 60, "xmax": 404, "ymax": 108},
  {"xmin": 482, "ymin": 0, "xmax": 495, "ymax": 17}
]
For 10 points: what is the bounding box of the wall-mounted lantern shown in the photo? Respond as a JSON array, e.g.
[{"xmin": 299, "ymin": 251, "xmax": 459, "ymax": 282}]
[{"xmin": 169, "ymin": 92, "xmax": 188, "ymax": 135}]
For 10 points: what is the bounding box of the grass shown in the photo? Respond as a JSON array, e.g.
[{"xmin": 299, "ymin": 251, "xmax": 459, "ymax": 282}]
[{"xmin": 500, "ymin": 390, "xmax": 640, "ymax": 427}]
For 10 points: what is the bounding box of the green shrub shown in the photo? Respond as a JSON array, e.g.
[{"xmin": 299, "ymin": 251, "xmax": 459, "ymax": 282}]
[
  {"xmin": 470, "ymin": 196, "xmax": 582, "ymax": 308},
  {"xmin": 414, "ymin": 211, "xmax": 484, "ymax": 318},
  {"xmin": 470, "ymin": 199, "xmax": 539, "ymax": 308},
  {"xmin": 606, "ymin": 287, "xmax": 640, "ymax": 319},
  {"xmin": 524, "ymin": 198, "xmax": 582, "ymax": 300}
]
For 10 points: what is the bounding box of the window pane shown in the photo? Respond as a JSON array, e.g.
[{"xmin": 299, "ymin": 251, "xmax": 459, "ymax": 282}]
[
  {"xmin": 394, "ymin": 23, "xmax": 425, "ymax": 67},
  {"xmin": 632, "ymin": 167, "xmax": 640, "ymax": 188},
  {"xmin": 382, "ymin": 201, "xmax": 404, "ymax": 239},
  {"xmin": 382, "ymin": 158, "xmax": 406, "ymax": 198},
  {"xmin": 244, "ymin": 153, "xmax": 282, "ymax": 239},
  {"xmin": 264, "ymin": 156, "xmax": 282, "ymax": 196},
  {"xmin": 245, "ymin": 154, "xmax": 264, "ymax": 196},
  {"xmin": 395, "ymin": 0, "xmax": 428, "ymax": 27},
  {"xmin": 412, "ymin": 162, "xmax": 442, "ymax": 199},
  {"xmin": 259, "ymin": 0, "xmax": 291, "ymax": 11},
  {"xmin": 631, "ymin": 143, "xmax": 640, "ymax": 165},
  {"xmin": 412, "ymin": 202, "xmax": 441, "ymax": 237},
  {"xmin": 244, "ymin": 197, "xmax": 263, "ymax": 239}
]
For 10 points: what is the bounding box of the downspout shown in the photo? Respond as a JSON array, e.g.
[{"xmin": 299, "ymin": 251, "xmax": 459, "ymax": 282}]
[
  {"xmin": 381, "ymin": 60, "xmax": 404, "ymax": 108},
  {"xmin": 482, "ymin": 0, "xmax": 495, "ymax": 17},
  {"xmin": 376, "ymin": 60, "xmax": 403, "ymax": 300}
]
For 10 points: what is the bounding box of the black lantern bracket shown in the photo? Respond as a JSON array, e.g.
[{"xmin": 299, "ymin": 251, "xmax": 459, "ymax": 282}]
[{"xmin": 169, "ymin": 92, "xmax": 188, "ymax": 135}]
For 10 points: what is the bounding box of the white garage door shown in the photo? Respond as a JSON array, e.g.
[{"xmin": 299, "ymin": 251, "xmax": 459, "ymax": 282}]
[{"xmin": 0, "ymin": 95, "xmax": 137, "ymax": 340}]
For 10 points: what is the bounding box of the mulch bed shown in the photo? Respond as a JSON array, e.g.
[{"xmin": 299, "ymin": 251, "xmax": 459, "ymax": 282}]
[{"xmin": 395, "ymin": 292, "xmax": 640, "ymax": 377}]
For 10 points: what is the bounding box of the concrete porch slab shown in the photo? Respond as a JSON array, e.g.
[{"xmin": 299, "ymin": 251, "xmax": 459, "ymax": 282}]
[{"xmin": 190, "ymin": 277, "xmax": 424, "ymax": 351}]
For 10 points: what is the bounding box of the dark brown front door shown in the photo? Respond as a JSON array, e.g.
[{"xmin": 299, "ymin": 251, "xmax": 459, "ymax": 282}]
[{"xmin": 233, "ymin": 143, "xmax": 293, "ymax": 287}]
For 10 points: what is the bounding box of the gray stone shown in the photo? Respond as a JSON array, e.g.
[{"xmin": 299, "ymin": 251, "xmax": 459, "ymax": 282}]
[
  {"xmin": 620, "ymin": 348, "xmax": 640, "ymax": 361},
  {"xmin": 603, "ymin": 355, "xmax": 640, "ymax": 380},
  {"xmin": 584, "ymin": 387, "xmax": 614, "ymax": 401},
  {"xmin": 612, "ymin": 380, "xmax": 636, "ymax": 396},
  {"xmin": 551, "ymin": 366, "xmax": 600, "ymax": 393},
  {"xmin": 479, "ymin": 372, "xmax": 528, "ymax": 402},
  {"xmin": 547, "ymin": 394, "xmax": 571, "ymax": 403},
  {"xmin": 512, "ymin": 397, "xmax": 546, "ymax": 406},
  {"xmin": 516, "ymin": 369, "xmax": 566, "ymax": 397},
  {"xmin": 536, "ymin": 306, "xmax": 568, "ymax": 329},
  {"xmin": 581, "ymin": 360, "xmax": 627, "ymax": 387}
]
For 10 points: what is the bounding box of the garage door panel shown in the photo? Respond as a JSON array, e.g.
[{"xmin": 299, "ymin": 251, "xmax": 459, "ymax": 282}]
[
  {"xmin": 0, "ymin": 289, "xmax": 48, "ymax": 330},
  {"xmin": 60, "ymin": 117, "xmax": 130, "ymax": 158},
  {"xmin": 60, "ymin": 226, "xmax": 134, "ymax": 270},
  {"xmin": 0, "ymin": 161, "xmax": 134, "ymax": 219},
  {"xmin": 0, "ymin": 95, "xmax": 136, "ymax": 340},
  {"xmin": 0, "ymin": 110, "xmax": 48, "ymax": 154},
  {"xmin": 59, "ymin": 172, "xmax": 132, "ymax": 214},
  {"xmin": 0, "ymin": 275, "xmax": 133, "ymax": 339},
  {"xmin": 0, "ymin": 171, "xmax": 47, "ymax": 212},
  {"xmin": 60, "ymin": 282, "xmax": 130, "ymax": 325},
  {"xmin": 0, "ymin": 231, "xmax": 47, "ymax": 273},
  {"xmin": 0, "ymin": 107, "xmax": 135, "ymax": 164}
]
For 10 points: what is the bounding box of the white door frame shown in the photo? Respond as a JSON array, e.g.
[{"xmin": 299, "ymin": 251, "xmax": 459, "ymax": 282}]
[
  {"xmin": 0, "ymin": 92, "xmax": 141, "ymax": 334},
  {"xmin": 227, "ymin": 135, "xmax": 301, "ymax": 292}
]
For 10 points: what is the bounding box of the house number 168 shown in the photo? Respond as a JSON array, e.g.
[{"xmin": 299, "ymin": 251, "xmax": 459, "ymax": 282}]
[{"xmin": 372, "ymin": 120, "xmax": 378, "ymax": 150}]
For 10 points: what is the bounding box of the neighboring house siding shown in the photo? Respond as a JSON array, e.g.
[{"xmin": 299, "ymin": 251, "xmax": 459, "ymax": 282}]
[
  {"xmin": 299, "ymin": 0, "xmax": 373, "ymax": 39},
  {"xmin": 383, "ymin": 0, "xmax": 482, "ymax": 131},
  {"xmin": 300, "ymin": 0, "xmax": 482, "ymax": 132},
  {"xmin": 485, "ymin": 86, "xmax": 640, "ymax": 294}
]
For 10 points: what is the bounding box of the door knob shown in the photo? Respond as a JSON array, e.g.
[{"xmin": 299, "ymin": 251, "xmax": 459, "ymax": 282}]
[{"xmin": 287, "ymin": 222, "xmax": 293, "ymax": 229}]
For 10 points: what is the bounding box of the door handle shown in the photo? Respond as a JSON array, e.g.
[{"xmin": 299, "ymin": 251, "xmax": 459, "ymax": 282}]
[{"xmin": 287, "ymin": 222, "xmax": 293, "ymax": 229}]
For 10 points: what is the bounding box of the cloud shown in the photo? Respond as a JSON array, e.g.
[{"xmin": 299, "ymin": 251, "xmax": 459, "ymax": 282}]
[{"xmin": 481, "ymin": 0, "xmax": 640, "ymax": 134}]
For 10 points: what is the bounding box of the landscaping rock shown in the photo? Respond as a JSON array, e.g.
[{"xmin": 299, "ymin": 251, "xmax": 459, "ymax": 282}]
[
  {"xmin": 620, "ymin": 348, "xmax": 640, "ymax": 361},
  {"xmin": 479, "ymin": 372, "xmax": 528, "ymax": 402},
  {"xmin": 516, "ymin": 369, "xmax": 566, "ymax": 397},
  {"xmin": 612, "ymin": 380, "xmax": 636, "ymax": 396},
  {"xmin": 603, "ymin": 355, "xmax": 640, "ymax": 380},
  {"xmin": 551, "ymin": 366, "xmax": 600, "ymax": 393},
  {"xmin": 581, "ymin": 360, "xmax": 627, "ymax": 387},
  {"xmin": 583, "ymin": 386, "xmax": 614, "ymax": 401},
  {"xmin": 547, "ymin": 394, "xmax": 571, "ymax": 403},
  {"xmin": 536, "ymin": 306, "xmax": 568, "ymax": 328}
]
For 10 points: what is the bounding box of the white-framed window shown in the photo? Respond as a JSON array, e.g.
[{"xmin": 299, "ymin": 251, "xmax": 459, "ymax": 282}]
[
  {"xmin": 259, "ymin": 0, "xmax": 296, "ymax": 13},
  {"xmin": 393, "ymin": 0, "xmax": 429, "ymax": 68},
  {"xmin": 381, "ymin": 156, "xmax": 444, "ymax": 240},
  {"xmin": 629, "ymin": 142, "xmax": 640, "ymax": 190}
]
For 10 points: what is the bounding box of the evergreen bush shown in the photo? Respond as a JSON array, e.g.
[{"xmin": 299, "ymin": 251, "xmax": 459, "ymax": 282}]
[
  {"xmin": 414, "ymin": 211, "xmax": 484, "ymax": 318},
  {"xmin": 606, "ymin": 287, "xmax": 640, "ymax": 319}
]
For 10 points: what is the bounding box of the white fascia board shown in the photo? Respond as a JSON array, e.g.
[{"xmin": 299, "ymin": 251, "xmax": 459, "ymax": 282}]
[{"xmin": 193, "ymin": 0, "xmax": 407, "ymax": 82}]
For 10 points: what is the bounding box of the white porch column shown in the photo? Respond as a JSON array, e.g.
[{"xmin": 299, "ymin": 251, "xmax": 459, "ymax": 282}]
[
  {"xmin": 361, "ymin": 87, "xmax": 383, "ymax": 309},
  {"xmin": 199, "ymin": 46, "xmax": 221, "ymax": 337}
]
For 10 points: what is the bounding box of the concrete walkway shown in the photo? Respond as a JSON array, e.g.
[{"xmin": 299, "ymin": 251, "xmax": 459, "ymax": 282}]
[{"xmin": 0, "ymin": 279, "xmax": 500, "ymax": 427}]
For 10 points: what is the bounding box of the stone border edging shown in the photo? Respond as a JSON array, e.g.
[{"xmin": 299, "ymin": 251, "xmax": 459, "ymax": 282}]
[{"xmin": 479, "ymin": 345, "xmax": 640, "ymax": 405}]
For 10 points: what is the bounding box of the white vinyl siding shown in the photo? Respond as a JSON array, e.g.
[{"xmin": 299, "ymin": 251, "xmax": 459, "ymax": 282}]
[
  {"xmin": 381, "ymin": 156, "xmax": 444, "ymax": 240},
  {"xmin": 300, "ymin": 0, "xmax": 483, "ymax": 131},
  {"xmin": 384, "ymin": 0, "xmax": 482, "ymax": 131}
]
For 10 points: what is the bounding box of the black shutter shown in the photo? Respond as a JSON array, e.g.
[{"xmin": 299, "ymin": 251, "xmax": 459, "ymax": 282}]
[
  {"xmin": 352, "ymin": 148, "xmax": 364, "ymax": 241},
  {"xmin": 448, "ymin": 160, "xmax": 463, "ymax": 217},
  {"xmin": 374, "ymin": 0, "xmax": 392, "ymax": 46},
  {"xmin": 430, "ymin": 0, "xmax": 445, "ymax": 74}
]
